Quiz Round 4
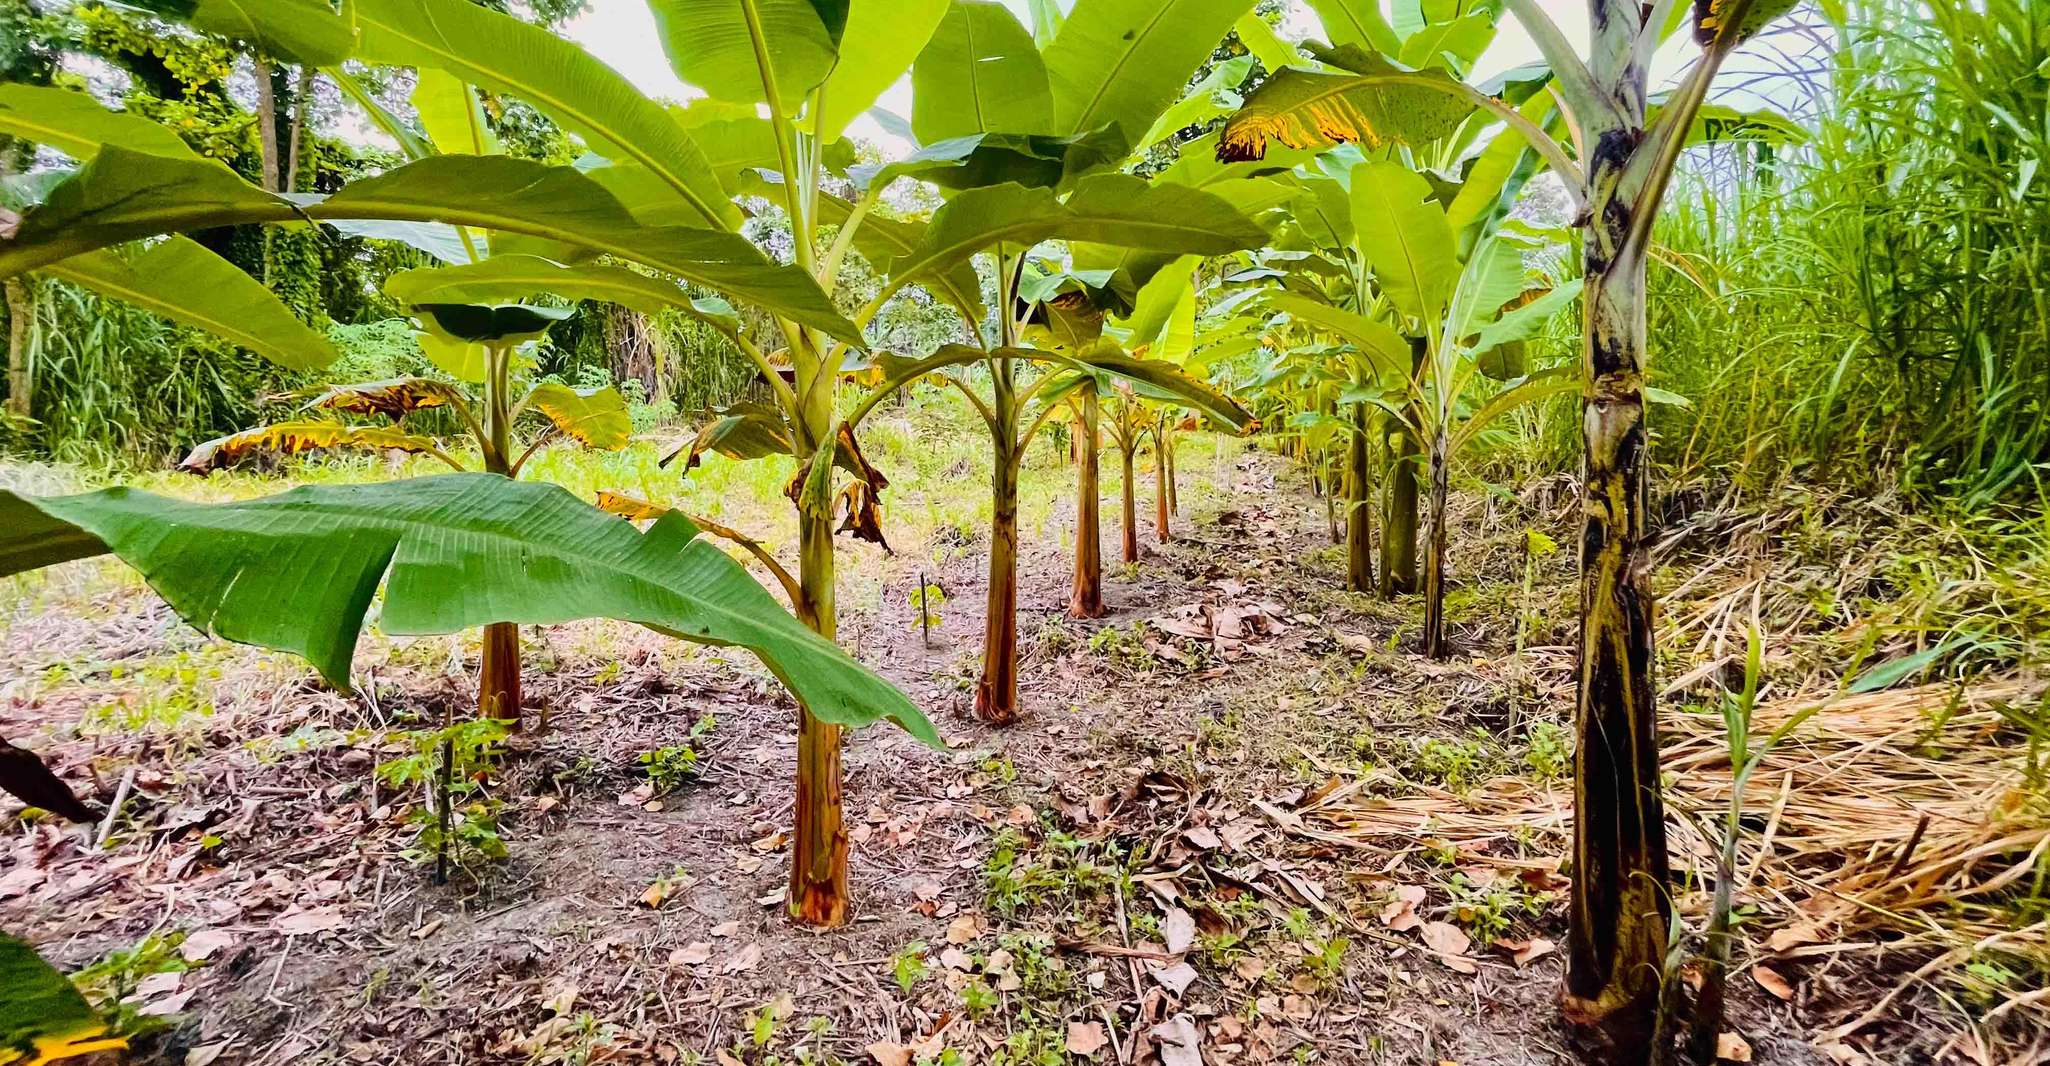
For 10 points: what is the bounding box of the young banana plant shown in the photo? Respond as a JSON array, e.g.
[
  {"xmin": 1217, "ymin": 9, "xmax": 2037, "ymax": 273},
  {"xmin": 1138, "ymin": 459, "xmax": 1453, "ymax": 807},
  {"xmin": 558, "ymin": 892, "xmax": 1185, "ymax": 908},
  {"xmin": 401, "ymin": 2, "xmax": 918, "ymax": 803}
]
[
  {"xmin": 0, "ymin": 0, "xmax": 897, "ymax": 930},
  {"xmin": 180, "ymin": 301, "xmax": 633, "ymax": 725},
  {"xmin": 1216, "ymin": 0, "xmax": 1804, "ymax": 1054}
]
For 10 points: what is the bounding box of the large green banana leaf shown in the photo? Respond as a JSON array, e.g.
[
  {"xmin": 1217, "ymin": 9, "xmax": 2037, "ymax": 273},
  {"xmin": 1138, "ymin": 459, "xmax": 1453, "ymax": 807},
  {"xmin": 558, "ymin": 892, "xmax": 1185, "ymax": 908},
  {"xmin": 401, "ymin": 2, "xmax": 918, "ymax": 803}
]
[
  {"xmin": 0, "ymin": 150, "xmax": 864, "ymax": 347},
  {"xmin": 412, "ymin": 69, "xmax": 501, "ymax": 157},
  {"xmin": 912, "ymin": 1, "xmax": 1053, "ymax": 142},
  {"xmin": 649, "ymin": 0, "xmax": 843, "ymax": 108},
  {"xmin": 46, "ymin": 238, "xmax": 338, "ymax": 371},
  {"xmin": 891, "ymin": 175, "xmax": 1269, "ymax": 289},
  {"xmin": 1042, "ymin": 0, "xmax": 1256, "ymax": 140},
  {"xmin": 128, "ymin": 0, "xmax": 355, "ymax": 65},
  {"xmin": 384, "ymin": 255, "xmax": 741, "ymax": 333},
  {"xmin": 1303, "ymin": 0, "xmax": 1401, "ymax": 55},
  {"xmin": 0, "ymin": 83, "xmax": 200, "ymax": 162},
  {"xmin": 353, "ymin": 0, "xmax": 737, "ymax": 229},
  {"xmin": 1261, "ymin": 293, "xmax": 1411, "ymax": 378},
  {"xmin": 814, "ymin": 0, "xmax": 949, "ymax": 141},
  {"xmin": 0, "ymin": 476, "xmax": 939, "ymax": 746},
  {"xmin": 1350, "ymin": 160, "xmax": 1458, "ymax": 326}
]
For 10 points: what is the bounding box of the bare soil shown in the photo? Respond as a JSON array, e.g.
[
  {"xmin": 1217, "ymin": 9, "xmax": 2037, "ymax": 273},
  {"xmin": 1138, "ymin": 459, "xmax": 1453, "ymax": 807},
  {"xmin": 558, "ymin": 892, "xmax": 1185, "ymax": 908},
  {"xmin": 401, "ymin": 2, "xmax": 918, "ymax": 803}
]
[{"xmin": 0, "ymin": 451, "xmax": 1932, "ymax": 1065}]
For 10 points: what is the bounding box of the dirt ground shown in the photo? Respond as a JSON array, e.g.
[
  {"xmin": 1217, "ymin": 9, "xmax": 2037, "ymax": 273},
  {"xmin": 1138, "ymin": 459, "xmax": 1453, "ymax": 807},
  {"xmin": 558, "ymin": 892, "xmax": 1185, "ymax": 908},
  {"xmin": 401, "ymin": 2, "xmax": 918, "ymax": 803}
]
[{"xmin": 0, "ymin": 449, "xmax": 1979, "ymax": 1066}]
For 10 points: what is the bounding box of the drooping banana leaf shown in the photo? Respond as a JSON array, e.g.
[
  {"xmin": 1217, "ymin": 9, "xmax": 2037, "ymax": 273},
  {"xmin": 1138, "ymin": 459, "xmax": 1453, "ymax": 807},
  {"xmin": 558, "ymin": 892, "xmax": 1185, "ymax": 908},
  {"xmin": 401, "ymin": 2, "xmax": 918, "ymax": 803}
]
[
  {"xmin": 385, "ymin": 255, "xmax": 742, "ymax": 333},
  {"xmin": 353, "ymin": 0, "xmax": 737, "ymax": 229},
  {"xmin": 126, "ymin": 0, "xmax": 356, "ymax": 65},
  {"xmin": 46, "ymin": 238, "xmax": 338, "ymax": 371},
  {"xmin": 0, "ymin": 83, "xmax": 201, "ymax": 162},
  {"xmin": 0, "ymin": 150, "xmax": 864, "ymax": 346},
  {"xmin": 0, "ymin": 476, "xmax": 938, "ymax": 745},
  {"xmin": 303, "ymin": 378, "xmax": 468, "ymax": 418},
  {"xmin": 179, "ymin": 421, "xmax": 451, "ymax": 474},
  {"xmin": 890, "ymin": 175, "xmax": 1269, "ymax": 290}
]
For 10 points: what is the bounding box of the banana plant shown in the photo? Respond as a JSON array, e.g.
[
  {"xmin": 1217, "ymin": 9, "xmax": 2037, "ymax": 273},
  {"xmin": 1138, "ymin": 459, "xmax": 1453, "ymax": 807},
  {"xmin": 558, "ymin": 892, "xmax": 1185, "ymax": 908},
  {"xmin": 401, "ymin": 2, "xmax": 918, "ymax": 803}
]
[
  {"xmin": 0, "ymin": 0, "xmax": 882, "ymax": 930},
  {"xmin": 785, "ymin": 0, "xmax": 1267, "ymax": 728},
  {"xmin": 0, "ymin": 473, "xmax": 936, "ymax": 831},
  {"xmin": 180, "ymin": 301, "xmax": 635, "ymax": 725},
  {"xmin": 1214, "ymin": 0, "xmax": 1804, "ymax": 1054}
]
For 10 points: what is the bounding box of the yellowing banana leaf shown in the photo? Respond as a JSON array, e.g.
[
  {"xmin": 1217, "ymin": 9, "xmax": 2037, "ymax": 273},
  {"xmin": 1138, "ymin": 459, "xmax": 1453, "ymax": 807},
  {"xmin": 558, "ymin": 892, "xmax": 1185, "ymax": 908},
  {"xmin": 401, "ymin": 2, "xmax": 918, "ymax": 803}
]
[
  {"xmin": 0, "ymin": 934, "xmax": 123, "ymax": 1066},
  {"xmin": 1217, "ymin": 52, "xmax": 1475, "ymax": 161},
  {"xmin": 0, "ymin": 476, "xmax": 938, "ymax": 744},
  {"xmin": 180, "ymin": 421, "xmax": 450, "ymax": 475},
  {"xmin": 524, "ymin": 383, "xmax": 632, "ymax": 450},
  {"xmin": 304, "ymin": 378, "xmax": 468, "ymax": 418}
]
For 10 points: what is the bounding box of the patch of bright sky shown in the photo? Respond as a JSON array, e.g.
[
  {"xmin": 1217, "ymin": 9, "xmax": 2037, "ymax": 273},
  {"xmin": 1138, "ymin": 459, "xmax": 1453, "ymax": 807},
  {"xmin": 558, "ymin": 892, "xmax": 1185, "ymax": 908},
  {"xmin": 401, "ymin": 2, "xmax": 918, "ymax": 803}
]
[{"xmin": 564, "ymin": 1, "xmax": 1710, "ymax": 159}]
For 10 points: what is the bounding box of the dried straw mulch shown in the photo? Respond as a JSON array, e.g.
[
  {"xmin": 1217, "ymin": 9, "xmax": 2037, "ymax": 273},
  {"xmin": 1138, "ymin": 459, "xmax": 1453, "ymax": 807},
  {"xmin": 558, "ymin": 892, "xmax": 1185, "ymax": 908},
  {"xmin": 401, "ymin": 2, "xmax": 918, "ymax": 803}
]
[{"xmin": 1280, "ymin": 676, "xmax": 2050, "ymax": 1041}]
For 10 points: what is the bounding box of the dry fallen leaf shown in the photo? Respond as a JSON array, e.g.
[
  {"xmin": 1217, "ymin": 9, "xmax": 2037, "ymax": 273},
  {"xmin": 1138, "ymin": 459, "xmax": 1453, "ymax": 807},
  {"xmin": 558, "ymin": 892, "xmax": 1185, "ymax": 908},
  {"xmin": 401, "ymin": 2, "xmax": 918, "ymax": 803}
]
[
  {"xmin": 180, "ymin": 929, "xmax": 235, "ymax": 962},
  {"xmin": 1751, "ymin": 965, "xmax": 1796, "ymax": 1001},
  {"xmin": 1420, "ymin": 921, "xmax": 1477, "ymax": 973},
  {"xmin": 1420, "ymin": 921, "xmax": 1471, "ymax": 957},
  {"xmin": 1162, "ymin": 907, "xmax": 1197, "ymax": 955},
  {"xmin": 945, "ymin": 914, "xmax": 982, "ymax": 945},
  {"xmin": 1493, "ymin": 936, "xmax": 1555, "ymax": 968},
  {"xmin": 185, "ymin": 1042, "xmax": 229, "ymax": 1066},
  {"xmin": 1066, "ymin": 1022, "xmax": 1108, "ymax": 1057},
  {"xmin": 1152, "ymin": 1014, "xmax": 1203, "ymax": 1066},
  {"xmin": 1716, "ymin": 1032, "xmax": 1753, "ymax": 1062},
  {"xmin": 1380, "ymin": 885, "xmax": 1426, "ymax": 931},
  {"xmin": 274, "ymin": 906, "xmax": 348, "ymax": 936},
  {"xmin": 1152, "ymin": 961, "xmax": 1199, "ymax": 996},
  {"xmin": 541, "ymin": 980, "xmax": 578, "ymax": 1016},
  {"xmin": 669, "ymin": 942, "xmax": 713, "ymax": 966},
  {"xmin": 866, "ymin": 1043, "xmax": 911, "ymax": 1066},
  {"xmin": 723, "ymin": 944, "xmax": 762, "ymax": 973}
]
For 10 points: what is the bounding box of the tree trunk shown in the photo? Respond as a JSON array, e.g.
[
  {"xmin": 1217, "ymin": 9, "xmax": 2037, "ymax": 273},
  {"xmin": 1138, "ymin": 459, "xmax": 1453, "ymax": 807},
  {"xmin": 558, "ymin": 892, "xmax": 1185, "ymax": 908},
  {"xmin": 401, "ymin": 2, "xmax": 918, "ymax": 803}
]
[
  {"xmin": 1380, "ymin": 338, "xmax": 1428, "ymax": 596},
  {"xmin": 1325, "ymin": 459, "xmax": 1339, "ymax": 543},
  {"xmin": 975, "ymin": 447, "xmax": 1021, "ymax": 724},
  {"xmin": 3, "ymin": 277, "xmax": 29, "ymax": 422},
  {"xmin": 477, "ymin": 622, "xmax": 521, "ymax": 722},
  {"xmin": 1166, "ymin": 429, "xmax": 1179, "ymax": 516},
  {"xmin": 1421, "ymin": 426, "xmax": 1450, "ymax": 658},
  {"xmin": 1346, "ymin": 405, "xmax": 1374, "ymax": 593},
  {"xmin": 1152, "ymin": 429, "xmax": 1172, "ymax": 543},
  {"xmin": 788, "ymin": 510, "xmax": 849, "ymax": 925},
  {"xmin": 1119, "ymin": 443, "xmax": 1139, "ymax": 564},
  {"xmin": 1562, "ymin": 49, "xmax": 1667, "ymax": 1058},
  {"xmin": 284, "ymin": 66, "xmax": 312, "ymax": 193},
  {"xmin": 255, "ymin": 64, "xmax": 281, "ymax": 193},
  {"xmin": 477, "ymin": 345, "xmax": 522, "ymax": 727},
  {"xmin": 1070, "ymin": 390, "xmax": 1104, "ymax": 618}
]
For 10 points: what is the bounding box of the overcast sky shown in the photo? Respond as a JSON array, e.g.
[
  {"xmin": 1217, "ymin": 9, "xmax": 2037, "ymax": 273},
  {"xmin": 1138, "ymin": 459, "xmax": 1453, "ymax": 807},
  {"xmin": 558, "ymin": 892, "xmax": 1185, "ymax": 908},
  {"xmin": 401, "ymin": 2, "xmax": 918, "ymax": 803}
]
[{"xmin": 563, "ymin": 1, "xmax": 1708, "ymax": 155}]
